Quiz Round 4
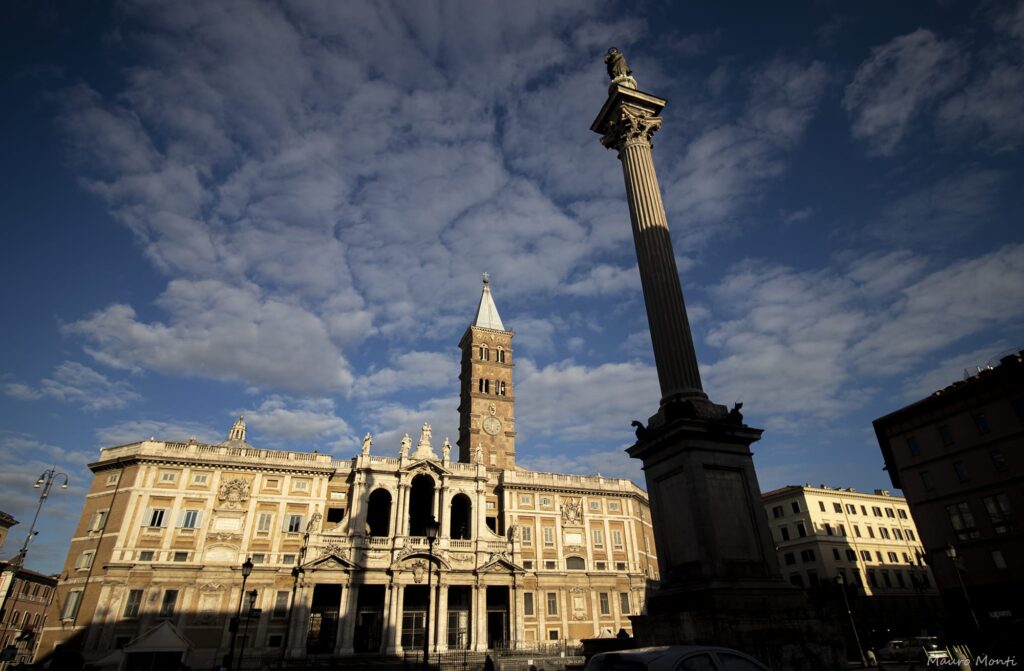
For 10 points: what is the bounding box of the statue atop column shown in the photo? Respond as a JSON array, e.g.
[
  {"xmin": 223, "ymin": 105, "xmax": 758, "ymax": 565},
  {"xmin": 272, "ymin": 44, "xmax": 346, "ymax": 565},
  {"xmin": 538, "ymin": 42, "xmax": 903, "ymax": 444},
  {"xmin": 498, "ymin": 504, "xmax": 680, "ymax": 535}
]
[{"xmin": 604, "ymin": 47, "xmax": 637, "ymax": 91}]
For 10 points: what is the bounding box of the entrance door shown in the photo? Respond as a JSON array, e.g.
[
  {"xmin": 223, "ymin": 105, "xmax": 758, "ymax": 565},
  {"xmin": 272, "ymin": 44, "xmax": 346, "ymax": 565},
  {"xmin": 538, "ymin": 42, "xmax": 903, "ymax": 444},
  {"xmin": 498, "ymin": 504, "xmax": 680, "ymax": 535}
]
[
  {"xmin": 355, "ymin": 610, "xmax": 383, "ymax": 653},
  {"xmin": 447, "ymin": 610, "xmax": 469, "ymax": 649},
  {"xmin": 486, "ymin": 610, "xmax": 508, "ymax": 649},
  {"xmin": 307, "ymin": 584, "xmax": 341, "ymax": 653}
]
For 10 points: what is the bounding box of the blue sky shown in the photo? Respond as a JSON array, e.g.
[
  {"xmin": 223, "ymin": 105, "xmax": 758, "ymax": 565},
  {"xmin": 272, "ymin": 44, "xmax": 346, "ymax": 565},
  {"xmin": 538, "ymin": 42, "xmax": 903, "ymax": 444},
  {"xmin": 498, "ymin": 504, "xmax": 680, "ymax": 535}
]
[{"xmin": 2, "ymin": 1, "xmax": 1022, "ymax": 574}]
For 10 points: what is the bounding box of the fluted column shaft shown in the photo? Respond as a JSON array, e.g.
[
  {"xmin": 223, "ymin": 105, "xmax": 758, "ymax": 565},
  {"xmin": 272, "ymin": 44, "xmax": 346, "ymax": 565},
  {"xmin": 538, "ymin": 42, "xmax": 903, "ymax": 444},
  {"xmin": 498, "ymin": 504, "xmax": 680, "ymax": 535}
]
[{"xmin": 616, "ymin": 131, "xmax": 704, "ymax": 402}]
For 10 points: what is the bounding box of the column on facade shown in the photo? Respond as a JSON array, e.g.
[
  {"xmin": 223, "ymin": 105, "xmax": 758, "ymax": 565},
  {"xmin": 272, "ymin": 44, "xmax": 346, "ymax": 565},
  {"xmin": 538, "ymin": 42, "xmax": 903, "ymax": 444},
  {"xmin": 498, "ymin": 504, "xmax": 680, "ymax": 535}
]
[
  {"xmin": 473, "ymin": 584, "xmax": 487, "ymax": 652},
  {"xmin": 589, "ymin": 588, "xmax": 600, "ymax": 637},
  {"xmin": 349, "ymin": 472, "xmax": 367, "ymax": 535},
  {"xmin": 559, "ymin": 590, "xmax": 569, "ymax": 642},
  {"xmin": 434, "ymin": 579, "xmax": 448, "ymax": 652},
  {"xmin": 512, "ymin": 576, "xmax": 525, "ymax": 648},
  {"xmin": 394, "ymin": 481, "xmax": 409, "ymax": 538},
  {"xmin": 385, "ymin": 583, "xmax": 404, "ymax": 653},
  {"xmin": 286, "ymin": 583, "xmax": 312, "ymax": 658},
  {"xmin": 435, "ymin": 477, "xmax": 446, "ymax": 533},
  {"xmin": 338, "ymin": 582, "xmax": 358, "ymax": 654}
]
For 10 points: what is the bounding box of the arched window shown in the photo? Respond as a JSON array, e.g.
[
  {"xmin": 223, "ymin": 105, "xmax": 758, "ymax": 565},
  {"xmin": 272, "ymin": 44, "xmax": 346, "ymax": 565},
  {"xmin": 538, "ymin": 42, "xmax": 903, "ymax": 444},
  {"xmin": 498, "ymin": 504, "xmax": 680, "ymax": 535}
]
[
  {"xmin": 496, "ymin": 348, "xmax": 506, "ymax": 363},
  {"xmin": 450, "ymin": 494, "xmax": 472, "ymax": 539},
  {"xmin": 479, "ymin": 345, "xmax": 489, "ymax": 361},
  {"xmin": 566, "ymin": 556, "xmax": 586, "ymax": 570},
  {"xmin": 478, "ymin": 379, "xmax": 489, "ymax": 394},
  {"xmin": 408, "ymin": 474, "xmax": 436, "ymax": 536},
  {"xmin": 366, "ymin": 489, "xmax": 392, "ymax": 537},
  {"xmin": 498, "ymin": 381, "xmax": 506, "ymax": 396}
]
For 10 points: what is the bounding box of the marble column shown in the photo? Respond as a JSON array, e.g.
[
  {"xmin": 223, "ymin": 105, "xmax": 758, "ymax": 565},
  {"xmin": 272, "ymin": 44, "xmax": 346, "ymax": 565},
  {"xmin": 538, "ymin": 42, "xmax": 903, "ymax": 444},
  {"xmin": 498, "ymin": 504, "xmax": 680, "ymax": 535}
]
[
  {"xmin": 435, "ymin": 581, "xmax": 449, "ymax": 652},
  {"xmin": 473, "ymin": 585, "xmax": 487, "ymax": 652},
  {"xmin": 386, "ymin": 583, "xmax": 404, "ymax": 654},
  {"xmin": 338, "ymin": 583, "xmax": 358, "ymax": 654},
  {"xmin": 592, "ymin": 84, "xmax": 705, "ymax": 406}
]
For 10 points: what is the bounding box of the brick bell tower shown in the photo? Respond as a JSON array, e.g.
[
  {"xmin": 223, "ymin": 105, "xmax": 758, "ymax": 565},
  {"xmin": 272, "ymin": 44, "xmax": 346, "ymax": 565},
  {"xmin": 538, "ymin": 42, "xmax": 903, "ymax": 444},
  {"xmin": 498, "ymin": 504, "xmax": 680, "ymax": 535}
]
[{"xmin": 457, "ymin": 273, "xmax": 516, "ymax": 469}]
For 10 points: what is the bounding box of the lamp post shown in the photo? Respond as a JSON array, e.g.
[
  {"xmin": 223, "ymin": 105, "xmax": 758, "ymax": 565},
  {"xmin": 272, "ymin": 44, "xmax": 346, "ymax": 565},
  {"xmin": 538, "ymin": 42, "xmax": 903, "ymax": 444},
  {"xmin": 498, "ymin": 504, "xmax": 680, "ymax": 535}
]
[
  {"xmin": 223, "ymin": 557, "xmax": 254, "ymax": 670},
  {"xmin": 237, "ymin": 589, "xmax": 258, "ymax": 671},
  {"xmin": 945, "ymin": 545, "xmax": 981, "ymax": 633},
  {"xmin": 835, "ymin": 574, "xmax": 867, "ymax": 667},
  {"xmin": 423, "ymin": 517, "xmax": 439, "ymax": 670},
  {"xmin": 0, "ymin": 468, "xmax": 68, "ymax": 625}
]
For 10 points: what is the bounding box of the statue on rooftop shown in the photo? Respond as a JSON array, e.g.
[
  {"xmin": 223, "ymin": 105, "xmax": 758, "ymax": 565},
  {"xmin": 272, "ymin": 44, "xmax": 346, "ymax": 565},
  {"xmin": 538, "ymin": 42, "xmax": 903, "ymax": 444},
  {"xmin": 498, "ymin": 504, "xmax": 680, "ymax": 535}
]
[
  {"xmin": 418, "ymin": 422, "xmax": 432, "ymax": 448},
  {"xmin": 442, "ymin": 437, "xmax": 451, "ymax": 461},
  {"xmin": 361, "ymin": 432, "xmax": 372, "ymax": 455},
  {"xmin": 400, "ymin": 433, "xmax": 411, "ymax": 457}
]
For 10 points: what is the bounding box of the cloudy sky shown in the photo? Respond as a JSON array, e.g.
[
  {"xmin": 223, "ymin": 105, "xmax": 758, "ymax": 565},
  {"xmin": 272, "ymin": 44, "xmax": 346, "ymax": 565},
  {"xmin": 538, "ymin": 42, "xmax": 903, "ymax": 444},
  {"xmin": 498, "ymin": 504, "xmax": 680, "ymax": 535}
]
[{"xmin": 2, "ymin": 1, "xmax": 1022, "ymax": 573}]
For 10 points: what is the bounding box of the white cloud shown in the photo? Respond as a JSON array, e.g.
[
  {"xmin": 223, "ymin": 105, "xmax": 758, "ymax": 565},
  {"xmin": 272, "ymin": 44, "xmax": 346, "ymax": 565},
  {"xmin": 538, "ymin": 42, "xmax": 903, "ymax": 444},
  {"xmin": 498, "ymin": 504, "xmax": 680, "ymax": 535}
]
[
  {"xmin": 844, "ymin": 29, "xmax": 968, "ymax": 155},
  {"xmin": 937, "ymin": 63, "xmax": 1024, "ymax": 152},
  {"xmin": 243, "ymin": 396, "xmax": 355, "ymax": 450},
  {"xmin": 95, "ymin": 419, "xmax": 222, "ymax": 447},
  {"xmin": 519, "ymin": 447, "xmax": 643, "ymax": 484},
  {"xmin": 360, "ymin": 395, "xmax": 460, "ymax": 459},
  {"xmin": 65, "ymin": 280, "xmax": 355, "ymax": 392},
  {"xmin": 899, "ymin": 341, "xmax": 1012, "ymax": 400},
  {"xmin": 3, "ymin": 361, "xmax": 140, "ymax": 411},
  {"xmin": 356, "ymin": 351, "xmax": 458, "ymax": 398}
]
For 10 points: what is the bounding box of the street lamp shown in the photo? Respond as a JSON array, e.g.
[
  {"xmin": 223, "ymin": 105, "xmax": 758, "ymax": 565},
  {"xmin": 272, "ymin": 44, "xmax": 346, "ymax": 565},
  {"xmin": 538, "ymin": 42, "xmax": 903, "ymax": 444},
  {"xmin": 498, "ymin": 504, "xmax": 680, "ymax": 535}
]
[
  {"xmin": 224, "ymin": 557, "xmax": 254, "ymax": 670},
  {"xmin": 835, "ymin": 574, "xmax": 867, "ymax": 667},
  {"xmin": 0, "ymin": 468, "xmax": 69, "ymax": 626},
  {"xmin": 945, "ymin": 545, "xmax": 981, "ymax": 633},
  {"xmin": 423, "ymin": 517, "xmax": 440, "ymax": 670},
  {"xmin": 237, "ymin": 589, "xmax": 258, "ymax": 671}
]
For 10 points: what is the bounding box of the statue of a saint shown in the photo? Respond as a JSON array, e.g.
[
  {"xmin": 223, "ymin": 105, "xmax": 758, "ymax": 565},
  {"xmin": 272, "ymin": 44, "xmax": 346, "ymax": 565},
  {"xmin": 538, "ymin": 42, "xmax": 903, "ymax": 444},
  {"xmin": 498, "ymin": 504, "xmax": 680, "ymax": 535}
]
[
  {"xmin": 418, "ymin": 422, "xmax": 432, "ymax": 448},
  {"xmin": 400, "ymin": 433, "xmax": 411, "ymax": 457},
  {"xmin": 605, "ymin": 47, "xmax": 631, "ymax": 80},
  {"xmin": 442, "ymin": 437, "xmax": 451, "ymax": 461},
  {"xmin": 475, "ymin": 444, "xmax": 484, "ymax": 465},
  {"xmin": 361, "ymin": 432, "xmax": 372, "ymax": 455}
]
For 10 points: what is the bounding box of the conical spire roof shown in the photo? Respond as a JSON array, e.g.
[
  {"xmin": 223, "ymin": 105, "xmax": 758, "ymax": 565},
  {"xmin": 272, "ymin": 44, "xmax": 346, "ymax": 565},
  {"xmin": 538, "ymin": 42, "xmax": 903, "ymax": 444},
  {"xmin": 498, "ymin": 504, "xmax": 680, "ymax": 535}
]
[{"xmin": 473, "ymin": 273, "xmax": 505, "ymax": 331}]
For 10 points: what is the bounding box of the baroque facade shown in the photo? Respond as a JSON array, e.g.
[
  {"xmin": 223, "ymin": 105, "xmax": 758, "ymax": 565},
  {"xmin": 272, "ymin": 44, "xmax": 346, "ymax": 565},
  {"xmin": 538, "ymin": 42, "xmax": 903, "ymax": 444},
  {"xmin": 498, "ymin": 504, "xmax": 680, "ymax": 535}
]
[{"xmin": 39, "ymin": 279, "xmax": 657, "ymax": 668}]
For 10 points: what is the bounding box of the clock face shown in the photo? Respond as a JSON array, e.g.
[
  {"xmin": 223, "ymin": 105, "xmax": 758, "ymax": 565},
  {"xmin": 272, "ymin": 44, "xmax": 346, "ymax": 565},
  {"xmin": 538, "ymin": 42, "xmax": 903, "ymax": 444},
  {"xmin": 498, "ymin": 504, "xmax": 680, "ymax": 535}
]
[{"xmin": 482, "ymin": 416, "xmax": 502, "ymax": 436}]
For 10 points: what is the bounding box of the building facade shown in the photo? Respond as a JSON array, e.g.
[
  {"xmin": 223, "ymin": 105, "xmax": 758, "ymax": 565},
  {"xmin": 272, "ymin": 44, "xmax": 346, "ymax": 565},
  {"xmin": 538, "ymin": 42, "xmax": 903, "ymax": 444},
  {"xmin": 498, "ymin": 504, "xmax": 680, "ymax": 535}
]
[
  {"xmin": 0, "ymin": 563, "xmax": 56, "ymax": 668},
  {"xmin": 874, "ymin": 350, "xmax": 1024, "ymax": 642},
  {"xmin": 38, "ymin": 280, "xmax": 657, "ymax": 668}
]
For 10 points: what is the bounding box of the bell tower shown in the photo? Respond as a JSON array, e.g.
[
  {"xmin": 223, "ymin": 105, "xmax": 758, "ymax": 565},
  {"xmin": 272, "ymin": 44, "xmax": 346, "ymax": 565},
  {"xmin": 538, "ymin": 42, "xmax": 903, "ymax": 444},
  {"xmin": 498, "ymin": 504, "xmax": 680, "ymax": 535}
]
[{"xmin": 457, "ymin": 273, "xmax": 516, "ymax": 469}]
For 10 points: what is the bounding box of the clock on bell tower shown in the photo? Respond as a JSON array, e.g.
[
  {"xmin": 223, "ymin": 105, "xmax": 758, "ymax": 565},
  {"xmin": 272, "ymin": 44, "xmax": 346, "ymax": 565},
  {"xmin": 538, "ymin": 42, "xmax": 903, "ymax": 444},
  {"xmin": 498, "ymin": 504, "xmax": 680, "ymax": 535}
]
[{"xmin": 457, "ymin": 273, "xmax": 516, "ymax": 469}]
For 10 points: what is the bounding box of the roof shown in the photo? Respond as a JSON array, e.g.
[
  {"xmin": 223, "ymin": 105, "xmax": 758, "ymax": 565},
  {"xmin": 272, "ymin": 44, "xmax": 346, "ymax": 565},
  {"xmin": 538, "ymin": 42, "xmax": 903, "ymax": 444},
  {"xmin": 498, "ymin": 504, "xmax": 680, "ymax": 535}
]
[
  {"xmin": 472, "ymin": 273, "xmax": 506, "ymax": 331},
  {"xmin": 0, "ymin": 510, "xmax": 17, "ymax": 528},
  {"xmin": 0, "ymin": 561, "xmax": 58, "ymax": 584}
]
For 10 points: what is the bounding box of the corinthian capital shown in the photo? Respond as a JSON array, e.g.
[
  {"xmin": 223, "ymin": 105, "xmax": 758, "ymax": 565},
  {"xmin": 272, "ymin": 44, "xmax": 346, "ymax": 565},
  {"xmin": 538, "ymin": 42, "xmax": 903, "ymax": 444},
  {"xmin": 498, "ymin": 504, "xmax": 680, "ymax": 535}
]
[{"xmin": 600, "ymin": 103, "xmax": 663, "ymax": 151}]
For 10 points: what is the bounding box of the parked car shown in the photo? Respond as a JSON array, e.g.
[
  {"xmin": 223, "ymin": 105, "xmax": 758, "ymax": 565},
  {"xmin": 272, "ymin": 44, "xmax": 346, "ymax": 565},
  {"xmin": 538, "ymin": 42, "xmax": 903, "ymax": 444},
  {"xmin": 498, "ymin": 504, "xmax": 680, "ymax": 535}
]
[
  {"xmin": 584, "ymin": 646, "xmax": 770, "ymax": 671},
  {"xmin": 894, "ymin": 637, "xmax": 949, "ymax": 663},
  {"xmin": 878, "ymin": 639, "xmax": 907, "ymax": 660}
]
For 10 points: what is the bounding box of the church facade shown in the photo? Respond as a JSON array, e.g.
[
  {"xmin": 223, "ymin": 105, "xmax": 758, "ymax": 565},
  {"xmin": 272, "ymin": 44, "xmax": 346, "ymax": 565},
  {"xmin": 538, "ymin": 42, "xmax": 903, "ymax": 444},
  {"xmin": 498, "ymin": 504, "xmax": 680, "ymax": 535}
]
[{"xmin": 38, "ymin": 279, "xmax": 657, "ymax": 668}]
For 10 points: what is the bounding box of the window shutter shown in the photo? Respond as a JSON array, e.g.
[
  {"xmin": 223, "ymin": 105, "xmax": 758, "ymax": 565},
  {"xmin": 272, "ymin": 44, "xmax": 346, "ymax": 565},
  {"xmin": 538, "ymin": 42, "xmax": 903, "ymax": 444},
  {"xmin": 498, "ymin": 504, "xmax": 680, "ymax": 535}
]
[
  {"xmin": 177, "ymin": 511, "xmax": 186, "ymax": 528},
  {"xmin": 194, "ymin": 510, "xmax": 203, "ymax": 527},
  {"xmin": 282, "ymin": 515, "xmax": 291, "ymax": 532},
  {"xmin": 142, "ymin": 508, "xmax": 152, "ymax": 526}
]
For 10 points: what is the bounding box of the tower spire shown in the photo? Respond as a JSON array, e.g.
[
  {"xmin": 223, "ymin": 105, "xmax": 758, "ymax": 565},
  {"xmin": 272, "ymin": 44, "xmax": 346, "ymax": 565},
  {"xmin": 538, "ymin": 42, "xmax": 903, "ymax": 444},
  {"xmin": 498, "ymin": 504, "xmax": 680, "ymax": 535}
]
[{"xmin": 473, "ymin": 272, "xmax": 505, "ymax": 331}]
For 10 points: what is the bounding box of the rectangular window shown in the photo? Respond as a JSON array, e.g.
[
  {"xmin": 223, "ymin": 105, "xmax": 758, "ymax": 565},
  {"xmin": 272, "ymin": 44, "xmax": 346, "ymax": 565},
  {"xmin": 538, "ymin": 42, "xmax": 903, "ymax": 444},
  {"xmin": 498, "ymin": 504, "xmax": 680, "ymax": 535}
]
[
  {"xmin": 608, "ymin": 501, "xmax": 620, "ymax": 511},
  {"xmin": 838, "ymin": 524, "xmax": 846, "ymax": 537},
  {"xmin": 867, "ymin": 570, "xmax": 877, "ymax": 588},
  {"xmin": 886, "ymin": 508, "xmax": 895, "ymax": 518},
  {"xmin": 273, "ymin": 591, "xmax": 289, "ymax": 618},
  {"xmin": 898, "ymin": 509, "xmax": 908, "ymax": 520},
  {"xmin": 860, "ymin": 550, "xmax": 871, "ymax": 562},
  {"xmin": 946, "ymin": 501, "xmax": 981, "ymax": 540},
  {"xmin": 106, "ymin": 473, "xmax": 120, "ymax": 486},
  {"xmin": 159, "ymin": 471, "xmax": 177, "ymax": 483},
  {"xmin": 789, "ymin": 574, "xmax": 804, "ymax": 588},
  {"xmin": 292, "ymin": 479, "xmax": 309, "ymax": 491},
  {"xmin": 268, "ymin": 635, "xmax": 283, "ymax": 648},
  {"xmin": 546, "ymin": 592, "xmax": 557, "ymax": 616},
  {"xmin": 282, "ymin": 554, "xmax": 296, "ymax": 564},
  {"xmin": 178, "ymin": 510, "xmax": 201, "ymax": 529},
  {"xmin": 882, "ymin": 571, "xmax": 892, "ymax": 588},
  {"xmin": 524, "ymin": 592, "xmax": 534, "ymax": 616},
  {"xmin": 76, "ymin": 551, "xmax": 94, "ymax": 570},
  {"xmin": 791, "ymin": 501, "xmax": 800, "ymax": 514},
  {"xmin": 983, "ymin": 493, "xmax": 1017, "ymax": 534},
  {"xmin": 919, "ymin": 471, "xmax": 935, "ymax": 491},
  {"xmin": 264, "ymin": 478, "xmax": 280, "ymax": 489},
  {"xmin": 907, "ymin": 435, "xmax": 920, "ymax": 455},
  {"xmin": 520, "ymin": 495, "xmax": 532, "ymax": 505},
  {"xmin": 592, "ymin": 528, "xmax": 604, "ymax": 546},
  {"xmin": 589, "ymin": 500, "xmax": 601, "ymax": 511},
  {"xmin": 796, "ymin": 523, "xmax": 806, "ymax": 537},
  {"xmin": 619, "ymin": 592, "xmax": 630, "ymax": 615},
  {"xmin": 953, "ymin": 461, "xmax": 970, "ymax": 483},
  {"xmin": 853, "ymin": 525, "xmax": 861, "ymax": 538},
  {"xmin": 772, "ymin": 505, "xmax": 784, "ymax": 518},
  {"xmin": 596, "ymin": 561, "xmax": 606, "ymax": 571},
  {"xmin": 548, "ymin": 630, "xmax": 559, "ymax": 641},
  {"xmin": 540, "ymin": 496, "xmax": 552, "ymax": 506},
  {"xmin": 867, "ymin": 526, "xmax": 875, "ymax": 538},
  {"xmin": 992, "ymin": 550, "xmax": 1007, "ymax": 570},
  {"xmin": 832, "ymin": 548, "xmax": 841, "ymax": 561},
  {"xmin": 939, "ymin": 425, "xmax": 954, "ymax": 445},
  {"xmin": 784, "ymin": 552, "xmax": 796, "ymax": 566},
  {"xmin": 147, "ymin": 508, "xmax": 167, "ymax": 528},
  {"xmin": 123, "ymin": 590, "xmax": 143, "ymax": 618},
  {"xmin": 824, "ymin": 523, "xmax": 833, "ymax": 536},
  {"xmin": 159, "ymin": 590, "xmax": 178, "ymax": 618},
  {"xmin": 257, "ymin": 512, "xmax": 273, "ymax": 532},
  {"xmin": 779, "ymin": 526, "xmax": 790, "ymax": 541},
  {"xmin": 973, "ymin": 413, "xmax": 991, "ymax": 434},
  {"xmin": 846, "ymin": 504, "xmax": 857, "ymax": 514},
  {"xmin": 599, "ymin": 592, "xmax": 610, "ymax": 615},
  {"xmin": 800, "ymin": 549, "xmax": 815, "ymax": 563},
  {"xmin": 88, "ymin": 509, "xmax": 109, "ymax": 532},
  {"xmin": 819, "ymin": 501, "xmax": 826, "ymax": 512},
  {"xmin": 880, "ymin": 527, "xmax": 890, "ymax": 540},
  {"xmin": 523, "ymin": 560, "xmax": 533, "ymax": 569},
  {"xmin": 616, "ymin": 561, "xmax": 626, "ymax": 571},
  {"xmin": 139, "ymin": 550, "xmax": 154, "ymax": 561},
  {"xmin": 62, "ymin": 590, "xmax": 83, "ymax": 620},
  {"xmin": 542, "ymin": 527, "xmax": 554, "ymax": 546},
  {"xmin": 876, "ymin": 551, "xmax": 884, "ymax": 562},
  {"xmin": 286, "ymin": 514, "xmax": 303, "ymax": 533},
  {"xmin": 872, "ymin": 506, "xmax": 882, "ymax": 517},
  {"xmin": 833, "ymin": 502, "xmax": 842, "ymax": 513},
  {"xmin": 989, "ymin": 449, "xmax": 1008, "ymax": 472},
  {"xmin": 888, "ymin": 552, "xmax": 898, "ymax": 562},
  {"xmin": 192, "ymin": 473, "xmax": 209, "ymax": 485},
  {"xmin": 907, "ymin": 529, "xmax": 916, "ymax": 541},
  {"xmin": 611, "ymin": 529, "xmax": 624, "ymax": 548},
  {"xmin": 173, "ymin": 551, "xmax": 188, "ymax": 562},
  {"xmin": 521, "ymin": 526, "xmax": 532, "ymax": 545},
  {"xmin": 544, "ymin": 560, "xmax": 556, "ymax": 570},
  {"xmin": 846, "ymin": 549, "xmax": 857, "ymax": 561},
  {"xmin": 893, "ymin": 528, "xmax": 903, "ymax": 540},
  {"xmin": 401, "ymin": 612, "xmax": 425, "ymax": 649},
  {"xmin": 252, "ymin": 554, "xmax": 266, "ymax": 564}
]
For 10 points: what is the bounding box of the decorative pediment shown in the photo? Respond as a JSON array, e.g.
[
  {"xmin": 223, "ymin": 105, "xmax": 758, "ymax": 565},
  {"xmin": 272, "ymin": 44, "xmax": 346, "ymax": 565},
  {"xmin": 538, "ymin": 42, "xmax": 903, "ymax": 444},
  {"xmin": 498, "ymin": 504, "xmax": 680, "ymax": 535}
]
[
  {"xmin": 391, "ymin": 550, "xmax": 451, "ymax": 572},
  {"xmin": 399, "ymin": 459, "xmax": 450, "ymax": 476},
  {"xmin": 477, "ymin": 555, "xmax": 523, "ymax": 574},
  {"xmin": 303, "ymin": 552, "xmax": 361, "ymax": 572}
]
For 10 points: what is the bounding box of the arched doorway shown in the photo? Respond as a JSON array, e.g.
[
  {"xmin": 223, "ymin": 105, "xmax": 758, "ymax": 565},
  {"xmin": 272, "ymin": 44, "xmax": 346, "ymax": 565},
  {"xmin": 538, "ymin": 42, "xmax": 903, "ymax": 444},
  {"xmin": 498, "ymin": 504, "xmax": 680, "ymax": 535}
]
[
  {"xmin": 366, "ymin": 489, "xmax": 392, "ymax": 536},
  {"xmin": 450, "ymin": 493, "xmax": 472, "ymax": 539},
  {"xmin": 408, "ymin": 474, "xmax": 435, "ymax": 536}
]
